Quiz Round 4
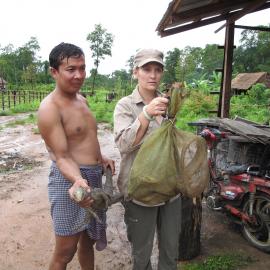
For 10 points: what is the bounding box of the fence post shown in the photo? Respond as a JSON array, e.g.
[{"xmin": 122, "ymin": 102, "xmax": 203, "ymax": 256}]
[
  {"xmin": 1, "ymin": 91, "xmax": 4, "ymax": 111},
  {"xmin": 13, "ymin": 90, "xmax": 16, "ymax": 107},
  {"xmin": 8, "ymin": 90, "xmax": 11, "ymax": 109}
]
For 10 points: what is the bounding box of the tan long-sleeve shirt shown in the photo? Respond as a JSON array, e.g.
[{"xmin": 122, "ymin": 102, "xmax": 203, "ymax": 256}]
[{"xmin": 113, "ymin": 86, "xmax": 162, "ymax": 198}]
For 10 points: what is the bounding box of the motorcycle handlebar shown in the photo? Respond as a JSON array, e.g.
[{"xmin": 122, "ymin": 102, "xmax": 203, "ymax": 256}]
[{"xmin": 200, "ymin": 127, "xmax": 228, "ymax": 141}]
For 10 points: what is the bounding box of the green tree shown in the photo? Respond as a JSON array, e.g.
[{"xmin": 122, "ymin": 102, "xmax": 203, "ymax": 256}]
[
  {"xmin": 126, "ymin": 55, "xmax": 135, "ymax": 75},
  {"xmin": 179, "ymin": 46, "xmax": 203, "ymax": 82},
  {"xmin": 201, "ymin": 44, "xmax": 223, "ymax": 76},
  {"xmin": 17, "ymin": 37, "xmax": 40, "ymax": 84},
  {"xmin": 86, "ymin": 24, "xmax": 114, "ymax": 94},
  {"xmin": 21, "ymin": 64, "xmax": 37, "ymax": 89},
  {"xmin": 0, "ymin": 44, "xmax": 18, "ymax": 86},
  {"xmin": 126, "ymin": 55, "xmax": 135, "ymax": 88},
  {"xmin": 111, "ymin": 69, "xmax": 131, "ymax": 96},
  {"xmin": 163, "ymin": 48, "xmax": 181, "ymax": 85},
  {"xmin": 87, "ymin": 68, "xmax": 111, "ymax": 90},
  {"xmin": 234, "ymin": 26, "xmax": 270, "ymax": 73},
  {"xmin": 164, "ymin": 47, "xmax": 203, "ymax": 85},
  {"xmin": 36, "ymin": 60, "xmax": 52, "ymax": 84},
  {"xmin": 0, "ymin": 37, "xmax": 41, "ymax": 88}
]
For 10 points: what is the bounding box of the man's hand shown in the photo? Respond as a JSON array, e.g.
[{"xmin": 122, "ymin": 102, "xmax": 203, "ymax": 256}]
[
  {"xmin": 68, "ymin": 178, "xmax": 93, "ymax": 208},
  {"xmin": 102, "ymin": 155, "xmax": 115, "ymax": 175}
]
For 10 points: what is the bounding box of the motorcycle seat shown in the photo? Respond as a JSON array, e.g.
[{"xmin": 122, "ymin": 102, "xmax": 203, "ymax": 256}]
[
  {"xmin": 223, "ymin": 164, "xmax": 248, "ymax": 175},
  {"xmin": 246, "ymin": 165, "xmax": 261, "ymax": 176}
]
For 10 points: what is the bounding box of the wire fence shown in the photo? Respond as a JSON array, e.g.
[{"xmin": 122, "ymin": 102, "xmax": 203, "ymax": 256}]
[{"xmin": 0, "ymin": 90, "xmax": 49, "ymax": 111}]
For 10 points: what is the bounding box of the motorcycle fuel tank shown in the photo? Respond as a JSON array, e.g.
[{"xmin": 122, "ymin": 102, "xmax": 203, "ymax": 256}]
[{"xmin": 220, "ymin": 182, "xmax": 245, "ymax": 200}]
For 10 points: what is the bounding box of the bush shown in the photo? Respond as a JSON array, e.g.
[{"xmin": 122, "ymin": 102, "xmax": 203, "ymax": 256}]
[
  {"xmin": 86, "ymin": 89, "xmax": 117, "ymax": 126},
  {"xmin": 247, "ymin": 83, "xmax": 270, "ymax": 104},
  {"xmin": 230, "ymin": 84, "xmax": 270, "ymax": 123}
]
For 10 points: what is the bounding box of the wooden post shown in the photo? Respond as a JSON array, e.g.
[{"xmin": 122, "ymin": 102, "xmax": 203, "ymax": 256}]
[
  {"xmin": 221, "ymin": 21, "xmax": 235, "ymax": 118},
  {"xmin": 178, "ymin": 196, "xmax": 202, "ymax": 260}
]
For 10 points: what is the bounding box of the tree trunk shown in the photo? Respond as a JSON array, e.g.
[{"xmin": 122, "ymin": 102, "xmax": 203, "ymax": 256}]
[
  {"xmin": 178, "ymin": 196, "xmax": 202, "ymax": 260},
  {"xmin": 91, "ymin": 68, "xmax": 98, "ymax": 95},
  {"xmin": 91, "ymin": 73, "xmax": 96, "ymax": 95}
]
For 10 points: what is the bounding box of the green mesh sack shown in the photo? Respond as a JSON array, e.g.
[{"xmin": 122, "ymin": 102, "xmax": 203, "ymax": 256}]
[{"xmin": 128, "ymin": 86, "xmax": 209, "ymax": 206}]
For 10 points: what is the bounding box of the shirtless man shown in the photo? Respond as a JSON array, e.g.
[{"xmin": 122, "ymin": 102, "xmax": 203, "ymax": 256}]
[{"xmin": 37, "ymin": 42, "xmax": 115, "ymax": 270}]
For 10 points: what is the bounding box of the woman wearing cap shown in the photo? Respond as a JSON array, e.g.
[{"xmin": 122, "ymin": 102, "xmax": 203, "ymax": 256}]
[{"xmin": 113, "ymin": 49, "xmax": 181, "ymax": 270}]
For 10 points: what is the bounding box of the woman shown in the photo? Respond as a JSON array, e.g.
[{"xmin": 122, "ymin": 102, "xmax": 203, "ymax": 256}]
[{"xmin": 113, "ymin": 48, "xmax": 181, "ymax": 270}]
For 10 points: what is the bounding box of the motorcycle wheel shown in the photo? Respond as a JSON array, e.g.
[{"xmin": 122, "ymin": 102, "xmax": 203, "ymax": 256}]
[{"xmin": 242, "ymin": 193, "xmax": 270, "ymax": 253}]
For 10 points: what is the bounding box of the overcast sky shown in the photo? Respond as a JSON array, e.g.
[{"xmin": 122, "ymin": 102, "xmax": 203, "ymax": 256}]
[{"xmin": 1, "ymin": 0, "xmax": 269, "ymax": 74}]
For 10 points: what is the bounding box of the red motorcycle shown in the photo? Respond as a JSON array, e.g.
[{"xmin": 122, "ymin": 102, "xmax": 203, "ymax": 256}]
[{"xmin": 200, "ymin": 126, "xmax": 270, "ymax": 253}]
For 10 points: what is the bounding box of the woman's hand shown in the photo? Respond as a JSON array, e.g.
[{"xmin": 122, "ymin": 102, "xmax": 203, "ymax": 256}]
[{"xmin": 146, "ymin": 96, "xmax": 169, "ymax": 117}]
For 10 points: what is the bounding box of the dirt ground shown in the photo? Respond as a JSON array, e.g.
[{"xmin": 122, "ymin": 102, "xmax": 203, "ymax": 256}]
[{"xmin": 0, "ymin": 114, "xmax": 270, "ymax": 270}]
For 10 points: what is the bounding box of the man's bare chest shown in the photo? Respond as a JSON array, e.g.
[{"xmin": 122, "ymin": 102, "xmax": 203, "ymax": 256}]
[{"xmin": 61, "ymin": 108, "xmax": 97, "ymax": 139}]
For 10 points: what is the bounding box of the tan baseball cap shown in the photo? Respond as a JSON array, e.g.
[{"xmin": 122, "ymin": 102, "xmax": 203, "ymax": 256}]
[{"xmin": 134, "ymin": 49, "xmax": 164, "ymax": 68}]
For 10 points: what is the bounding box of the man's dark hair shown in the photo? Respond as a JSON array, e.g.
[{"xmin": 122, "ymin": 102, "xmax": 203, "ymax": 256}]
[{"xmin": 49, "ymin": 42, "xmax": 84, "ymax": 70}]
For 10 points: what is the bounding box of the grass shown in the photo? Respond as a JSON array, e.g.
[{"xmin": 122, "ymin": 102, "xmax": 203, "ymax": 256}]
[
  {"xmin": 179, "ymin": 253, "xmax": 256, "ymax": 270},
  {"xmin": 10, "ymin": 101, "xmax": 40, "ymax": 113},
  {"xmin": 5, "ymin": 113, "xmax": 37, "ymax": 128},
  {"xmin": 0, "ymin": 110, "xmax": 12, "ymax": 116},
  {"xmin": 1, "ymin": 84, "xmax": 269, "ymax": 132},
  {"xmin": 87, "ymin": 89, "xmax": 117, "ymax": 127},
  {"xmin": 0, "ymin": 101, "xmax": 39, "ymax": 116}
]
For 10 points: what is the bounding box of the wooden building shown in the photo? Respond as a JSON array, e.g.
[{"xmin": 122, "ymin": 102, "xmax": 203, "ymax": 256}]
[{"xmin": 231, "ymin": 72, "xmax": 270, "ymax": 94}]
